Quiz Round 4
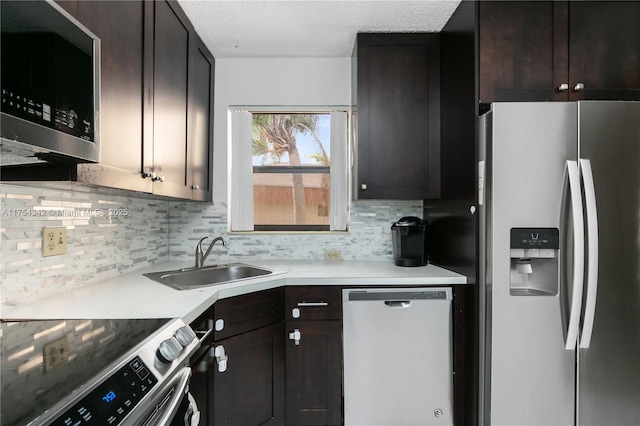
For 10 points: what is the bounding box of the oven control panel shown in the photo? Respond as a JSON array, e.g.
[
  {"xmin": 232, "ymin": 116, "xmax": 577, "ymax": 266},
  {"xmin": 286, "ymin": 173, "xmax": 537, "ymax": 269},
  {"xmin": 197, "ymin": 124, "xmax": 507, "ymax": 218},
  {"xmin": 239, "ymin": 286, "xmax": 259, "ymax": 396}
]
[{"xmin": 50, "ymin": 356, "xmax": 157, "ymax": 426}]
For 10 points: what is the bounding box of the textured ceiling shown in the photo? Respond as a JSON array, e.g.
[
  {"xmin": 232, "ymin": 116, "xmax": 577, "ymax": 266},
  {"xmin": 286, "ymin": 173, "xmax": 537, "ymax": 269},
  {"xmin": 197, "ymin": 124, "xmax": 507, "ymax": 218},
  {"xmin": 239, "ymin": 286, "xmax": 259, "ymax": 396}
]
[{"xmin": 177, "ymin": 0, "xmax": 461, "ymax": 58}]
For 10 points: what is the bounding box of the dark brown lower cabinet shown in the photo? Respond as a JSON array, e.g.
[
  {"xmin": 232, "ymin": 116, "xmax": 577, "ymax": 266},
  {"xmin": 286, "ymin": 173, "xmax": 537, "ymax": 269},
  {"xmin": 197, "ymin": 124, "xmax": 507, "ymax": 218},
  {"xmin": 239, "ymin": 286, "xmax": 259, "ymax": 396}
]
[
  {"xmin": 285, "ymin": 320, "xmax": 343, "ymax": 426},
  {"xmin": 191, "ymin": 284, "xmax": 465, "ymax": 426},
  {"xmin": 190, "ymin": 348, "xmax": 214, "ymax": 425},
  {"xmin": 212, "ymin": 322, "xmax": 285, "ymax": 426}
]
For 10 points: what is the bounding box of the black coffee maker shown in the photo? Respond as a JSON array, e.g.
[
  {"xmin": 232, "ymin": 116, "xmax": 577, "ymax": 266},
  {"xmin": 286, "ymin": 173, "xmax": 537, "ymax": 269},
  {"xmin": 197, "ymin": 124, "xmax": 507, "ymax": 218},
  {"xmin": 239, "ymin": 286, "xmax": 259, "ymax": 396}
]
[{"xmin": 391, "ymin": 216, "xmax": 430, "ymax": 266}]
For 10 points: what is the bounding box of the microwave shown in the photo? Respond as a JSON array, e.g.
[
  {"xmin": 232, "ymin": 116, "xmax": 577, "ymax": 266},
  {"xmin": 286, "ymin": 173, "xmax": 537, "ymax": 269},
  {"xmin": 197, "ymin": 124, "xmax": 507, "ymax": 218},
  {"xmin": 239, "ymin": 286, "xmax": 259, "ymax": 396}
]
[{"xmin": 0, "ymin": 0, "xmax": 100, "ymax": 166}]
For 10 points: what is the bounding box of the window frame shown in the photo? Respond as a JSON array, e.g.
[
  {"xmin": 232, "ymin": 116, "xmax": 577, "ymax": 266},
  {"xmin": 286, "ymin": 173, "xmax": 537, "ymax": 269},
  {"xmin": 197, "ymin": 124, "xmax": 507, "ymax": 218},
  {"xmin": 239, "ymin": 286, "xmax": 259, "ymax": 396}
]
[{"xmin": 229, "ymin": 107, "xmax": 350, "ymax": 233}]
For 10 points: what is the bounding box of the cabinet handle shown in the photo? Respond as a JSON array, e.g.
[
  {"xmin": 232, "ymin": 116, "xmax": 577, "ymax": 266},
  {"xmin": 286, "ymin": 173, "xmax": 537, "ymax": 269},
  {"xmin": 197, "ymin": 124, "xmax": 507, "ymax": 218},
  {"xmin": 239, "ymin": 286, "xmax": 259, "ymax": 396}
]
[
  {"xmin": 195, "ymin": 329, "xmax": 213, "ymax": 345},
  {"xmin": 574, "ymin": 83, "xmax": 585, "ymax": 91},
  {"xmin": 192, "ymin": 184, "xmax": 200, "ymax": 191},
  {"xmin": 215, "ymin": 319, "xmax": 224, "ymax": 331},
  {"xmin": 558, "ymin": 83, "xmax": 569, "ymax": 92},
  {"xmin": 292, "ymin": 302, "xmax": 328, "ymax": 318},
  {"xmin": 153, "ymin": 175, "xmax": 165, "ymax": 182},
  {"xmin": 143, "ymin": 171, "xmax": 155, "ymax": 180},
  {"xmin": 361, "ymin": 183, "xmax": 367, "ymax": 190},
  {"xmin": 289, "ymin": 329, "xmax": 301, "ymax": 345}
]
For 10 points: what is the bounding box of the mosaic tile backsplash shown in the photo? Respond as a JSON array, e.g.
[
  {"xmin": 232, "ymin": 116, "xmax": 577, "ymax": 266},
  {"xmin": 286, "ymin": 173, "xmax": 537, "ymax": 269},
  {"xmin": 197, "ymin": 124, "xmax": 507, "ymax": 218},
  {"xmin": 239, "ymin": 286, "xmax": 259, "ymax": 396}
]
[
  {"xmin": 0, "ymin": 184, "xmax": 422, "ymax": 306},
  {"xmin": 0, "ymin": 185, "xmax": 169, "ymax": 306},
  {"xmin": 168, "ymin": 200, "xmax": 423, "ymax": 262}
]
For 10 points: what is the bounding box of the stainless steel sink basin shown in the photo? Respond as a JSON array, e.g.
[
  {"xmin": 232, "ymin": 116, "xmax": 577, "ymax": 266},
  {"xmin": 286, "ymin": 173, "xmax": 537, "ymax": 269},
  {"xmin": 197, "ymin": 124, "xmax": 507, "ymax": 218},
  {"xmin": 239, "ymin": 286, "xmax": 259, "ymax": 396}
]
[{"xmin": 144, "ymin": 263, "xmax": 274, "ymax": 290}]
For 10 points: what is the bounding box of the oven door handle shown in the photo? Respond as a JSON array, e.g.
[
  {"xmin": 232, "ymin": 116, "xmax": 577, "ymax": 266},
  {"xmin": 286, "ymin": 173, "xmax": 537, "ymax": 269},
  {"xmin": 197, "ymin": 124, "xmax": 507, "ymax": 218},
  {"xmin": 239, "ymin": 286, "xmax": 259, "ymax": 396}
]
[
  {"xmin": 155, "ymin": 367, "xmax": 193, "ymax": 426},
  {"xmin": 196, "ymin": 328, "xmax": 213, "ymax": 344}
]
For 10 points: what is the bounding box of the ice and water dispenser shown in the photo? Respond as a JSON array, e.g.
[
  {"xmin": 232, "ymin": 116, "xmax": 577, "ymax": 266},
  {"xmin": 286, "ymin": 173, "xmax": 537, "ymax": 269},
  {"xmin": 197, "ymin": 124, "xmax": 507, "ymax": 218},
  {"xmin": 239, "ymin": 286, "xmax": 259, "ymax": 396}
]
[{"xmin": 509, "ymin": 228, "xmax": 560, "ymax": 296}]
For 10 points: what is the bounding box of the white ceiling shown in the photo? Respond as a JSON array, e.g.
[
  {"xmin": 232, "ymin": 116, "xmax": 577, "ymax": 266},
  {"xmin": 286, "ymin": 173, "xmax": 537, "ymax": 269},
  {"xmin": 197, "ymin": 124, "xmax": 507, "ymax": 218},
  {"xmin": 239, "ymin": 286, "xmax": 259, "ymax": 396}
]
[{"xmin": 177, "ymin": 0, "xmax": 461, "ymax": 58}]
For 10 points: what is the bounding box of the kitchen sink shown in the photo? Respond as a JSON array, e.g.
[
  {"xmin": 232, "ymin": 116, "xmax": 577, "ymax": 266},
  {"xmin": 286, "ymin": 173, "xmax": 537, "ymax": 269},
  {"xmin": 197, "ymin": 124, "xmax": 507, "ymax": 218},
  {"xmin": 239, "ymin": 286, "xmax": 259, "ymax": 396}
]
[{"xmin": 144, "ymin": 263, "xmax": 275, "ymax": 290}]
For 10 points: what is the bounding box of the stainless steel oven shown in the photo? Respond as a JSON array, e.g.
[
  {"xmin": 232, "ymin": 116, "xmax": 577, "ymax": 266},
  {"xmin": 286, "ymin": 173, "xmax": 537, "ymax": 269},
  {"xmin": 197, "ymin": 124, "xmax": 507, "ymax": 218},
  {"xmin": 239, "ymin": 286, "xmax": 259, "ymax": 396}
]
[{"xmin": 0, "ymin": 318, "xmax": 209, "ymax": 426}]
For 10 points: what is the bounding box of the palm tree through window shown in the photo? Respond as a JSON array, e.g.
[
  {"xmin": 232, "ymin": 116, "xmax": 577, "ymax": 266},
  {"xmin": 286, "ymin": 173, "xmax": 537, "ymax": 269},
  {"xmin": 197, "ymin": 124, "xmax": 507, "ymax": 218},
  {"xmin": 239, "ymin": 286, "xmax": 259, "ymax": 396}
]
[{"xmin": 252, "ymin": 113, "xmax": 330, "ymax": 231}]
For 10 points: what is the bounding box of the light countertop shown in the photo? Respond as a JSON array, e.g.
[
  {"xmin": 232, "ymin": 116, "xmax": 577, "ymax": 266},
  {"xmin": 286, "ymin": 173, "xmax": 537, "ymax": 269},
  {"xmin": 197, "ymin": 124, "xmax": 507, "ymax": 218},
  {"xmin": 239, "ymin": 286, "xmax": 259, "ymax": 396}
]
[{"xmin": 1, "ymin": 260, "xmax": 467, "ymax": 324}]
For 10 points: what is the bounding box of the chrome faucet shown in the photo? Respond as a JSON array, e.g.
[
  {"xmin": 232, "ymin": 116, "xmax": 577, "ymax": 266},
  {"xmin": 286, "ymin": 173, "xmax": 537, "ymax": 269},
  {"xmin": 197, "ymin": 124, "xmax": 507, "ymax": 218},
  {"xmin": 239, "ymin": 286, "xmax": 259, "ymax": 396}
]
[{"xmin": 195, "ymin": 236, "xmax": 228, "ymax": 268}]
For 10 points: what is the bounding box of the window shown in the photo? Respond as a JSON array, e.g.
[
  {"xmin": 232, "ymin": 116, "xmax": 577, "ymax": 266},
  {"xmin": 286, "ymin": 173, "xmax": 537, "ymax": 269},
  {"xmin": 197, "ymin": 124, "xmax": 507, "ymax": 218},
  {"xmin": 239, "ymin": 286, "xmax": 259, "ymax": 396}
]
[{"xmin": 230, "ymin": 109, "xmax": 349, "ymax": 232}]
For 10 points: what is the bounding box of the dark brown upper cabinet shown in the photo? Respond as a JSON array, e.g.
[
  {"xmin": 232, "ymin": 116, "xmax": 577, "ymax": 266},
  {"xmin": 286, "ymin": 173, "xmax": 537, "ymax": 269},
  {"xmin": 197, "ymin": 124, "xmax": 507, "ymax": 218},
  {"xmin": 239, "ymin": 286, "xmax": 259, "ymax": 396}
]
[
  {"xmin": 188, "ymin": 34, "xmax": 215, "ymax": 201},
  {"xmin": 74, "ymin": 0, "xmax": 151, "ymax": 194},
  {"xmin": 478, "ymin": 1, "xmax": 640, "ymax": 103},
  {"xmin": 567, "ymin": 1, "xmax": 640, "ymax": 100},
  {"xmin": 146, "ymin": 0, "xmax": 192, "ymax": 199},
  {"xmin": 14, "ymin": 0, "xmax": 214, "ymax": 201},
  {"xmin": 145, "ymin": 0, "xmax": 214, "ymax": 201},
  {"xmin": 353, "ymin": 33, "xmax": 441, "ymax": 200}
]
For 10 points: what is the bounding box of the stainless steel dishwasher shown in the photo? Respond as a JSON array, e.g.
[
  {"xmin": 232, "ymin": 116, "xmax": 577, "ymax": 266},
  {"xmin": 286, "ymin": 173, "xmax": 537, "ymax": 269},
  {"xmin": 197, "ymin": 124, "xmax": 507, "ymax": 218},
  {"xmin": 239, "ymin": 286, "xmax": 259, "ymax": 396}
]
[{"xmin": 342, "ymin": 287, "xmax": 454, "ymax": 426}]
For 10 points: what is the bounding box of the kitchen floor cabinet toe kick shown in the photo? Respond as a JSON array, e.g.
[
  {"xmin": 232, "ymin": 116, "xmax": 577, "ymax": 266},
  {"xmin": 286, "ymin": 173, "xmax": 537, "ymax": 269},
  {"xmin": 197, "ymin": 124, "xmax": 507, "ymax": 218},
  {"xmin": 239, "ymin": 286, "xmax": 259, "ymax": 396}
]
[{"xmin": 188, "ymin": 283, "xmax": 472, "ymax": 426}]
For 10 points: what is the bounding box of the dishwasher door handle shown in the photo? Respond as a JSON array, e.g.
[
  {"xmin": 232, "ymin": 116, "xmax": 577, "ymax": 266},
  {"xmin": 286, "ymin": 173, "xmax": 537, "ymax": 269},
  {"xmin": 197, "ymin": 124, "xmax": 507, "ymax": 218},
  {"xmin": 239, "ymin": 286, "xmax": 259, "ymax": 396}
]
[{"xmin": 384, "ymin": 300, "xmax": 411, "ymax": 308}]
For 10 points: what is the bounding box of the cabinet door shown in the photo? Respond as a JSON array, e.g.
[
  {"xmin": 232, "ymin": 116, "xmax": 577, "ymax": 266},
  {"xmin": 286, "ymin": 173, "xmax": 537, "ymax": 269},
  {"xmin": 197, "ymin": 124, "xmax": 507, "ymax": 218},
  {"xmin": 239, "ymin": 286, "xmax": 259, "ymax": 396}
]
[
  {"xmin": 355, "ymin": 33, "xmax": 440, "ymax": 200},
  {"xmin": 188, "ymin": 34, "xmax": 214, "ymax": 202},
  {"xmin": 478, "ymin": 1, "xmax": 566, "ymax": 103},
  {"xmin": 150, "ymin": 0, "xmax": 192, "ymax": 199},
  {"xmin": 213, "ymin": 322, "xmax": 285, "ymax": 426},
  {"xmin": 75, "ymin": 1, "xmax": 151, "ymax": 193},
  {"xmin": 568, "ymin": 1, "xmax": 640, "ymax": 100},
  {"xmin": 479, "ymin": 1, "xmax": 640, "ymax": 103},
  {"xmin": 190, "ymin": 348, "xmax": 214, "ymax": 426},
  {"xmin": 285, "ymin": 320, "xmax": 342, "ymax": 426}
]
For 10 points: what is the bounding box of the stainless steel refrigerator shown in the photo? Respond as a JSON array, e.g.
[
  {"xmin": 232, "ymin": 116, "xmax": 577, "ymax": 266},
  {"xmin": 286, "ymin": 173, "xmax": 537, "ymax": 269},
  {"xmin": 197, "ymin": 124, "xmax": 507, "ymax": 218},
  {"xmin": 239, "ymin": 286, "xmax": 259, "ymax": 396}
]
[{"xmin": 478, "ymin": 102, "xmax": 640, "ymax": 426}]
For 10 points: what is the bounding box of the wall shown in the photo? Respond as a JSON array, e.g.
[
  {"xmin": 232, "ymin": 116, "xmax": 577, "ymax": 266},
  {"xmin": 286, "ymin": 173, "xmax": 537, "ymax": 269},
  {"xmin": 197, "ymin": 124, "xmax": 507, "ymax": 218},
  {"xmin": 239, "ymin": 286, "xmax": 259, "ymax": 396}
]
[
  {"xmin": 0, "ymin": 58, "xmax": 423, "ymax": 307},
  {"xmin": 212, "ymin": 57, "xmax": 351, "ymax": 202},
  {"xmin": 0, "ymin": 184, "xmax": 169, "ymax": 306}
]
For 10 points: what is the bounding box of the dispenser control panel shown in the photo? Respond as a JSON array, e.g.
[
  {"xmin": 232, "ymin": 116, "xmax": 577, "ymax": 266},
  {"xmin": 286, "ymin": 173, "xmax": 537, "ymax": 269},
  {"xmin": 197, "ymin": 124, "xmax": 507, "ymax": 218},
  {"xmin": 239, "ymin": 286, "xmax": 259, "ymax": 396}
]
[
  {"xmin": 510, "ymin": 228, "xmax": 559, "ymax": 249},
  {"xmin": 509, "ymin": 227, "xmax": 560, "ymax": 296}
]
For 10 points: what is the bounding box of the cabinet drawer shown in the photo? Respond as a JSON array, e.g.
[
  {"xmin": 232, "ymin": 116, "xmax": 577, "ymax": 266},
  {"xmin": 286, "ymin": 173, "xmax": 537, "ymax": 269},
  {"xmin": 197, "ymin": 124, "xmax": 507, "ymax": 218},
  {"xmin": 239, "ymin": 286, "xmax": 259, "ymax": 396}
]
[
  {"xmin": 285, "ymin": 286, "xmax": 342, "ymax": 320},
  {"xmin": 213, "ymin": 286, "xmax": 284, "ymax": 340}
]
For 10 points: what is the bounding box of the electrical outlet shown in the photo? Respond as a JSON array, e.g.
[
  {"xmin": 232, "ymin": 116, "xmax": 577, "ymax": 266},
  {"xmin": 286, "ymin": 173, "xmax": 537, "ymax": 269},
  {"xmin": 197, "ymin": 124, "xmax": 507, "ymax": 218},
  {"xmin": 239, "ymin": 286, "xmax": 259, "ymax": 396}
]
[
  {"xmin": 43, "ymin": 227, "xmax": 67, "ymax": 257},
  {"xmin": 324, "ymin": 249, "xmax": 342, "ymax": 261},
  {"xmin": 43, "ymin": 336, "xmax": 69, "ymax": 372}
]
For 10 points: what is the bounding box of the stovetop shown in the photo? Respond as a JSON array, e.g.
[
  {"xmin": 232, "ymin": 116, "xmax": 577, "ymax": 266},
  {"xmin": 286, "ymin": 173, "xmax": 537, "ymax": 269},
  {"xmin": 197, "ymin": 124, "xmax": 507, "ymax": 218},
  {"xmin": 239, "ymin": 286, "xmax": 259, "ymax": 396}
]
[{"xmin": 0, "ymin": 318, "xmax": 171, "ymax": 426}]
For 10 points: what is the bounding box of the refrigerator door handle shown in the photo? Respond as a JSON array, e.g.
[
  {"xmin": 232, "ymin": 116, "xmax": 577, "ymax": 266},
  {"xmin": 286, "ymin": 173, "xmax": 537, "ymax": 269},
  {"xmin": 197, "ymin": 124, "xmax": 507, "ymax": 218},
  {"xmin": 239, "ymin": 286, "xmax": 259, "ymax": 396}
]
[
  {"xmin": 579, "ymin": 159, "xmax": 599, "ymax": 349},
  {"xmin": 562, "ymin": 160, "xmax": 585, "ymax": 351}
]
